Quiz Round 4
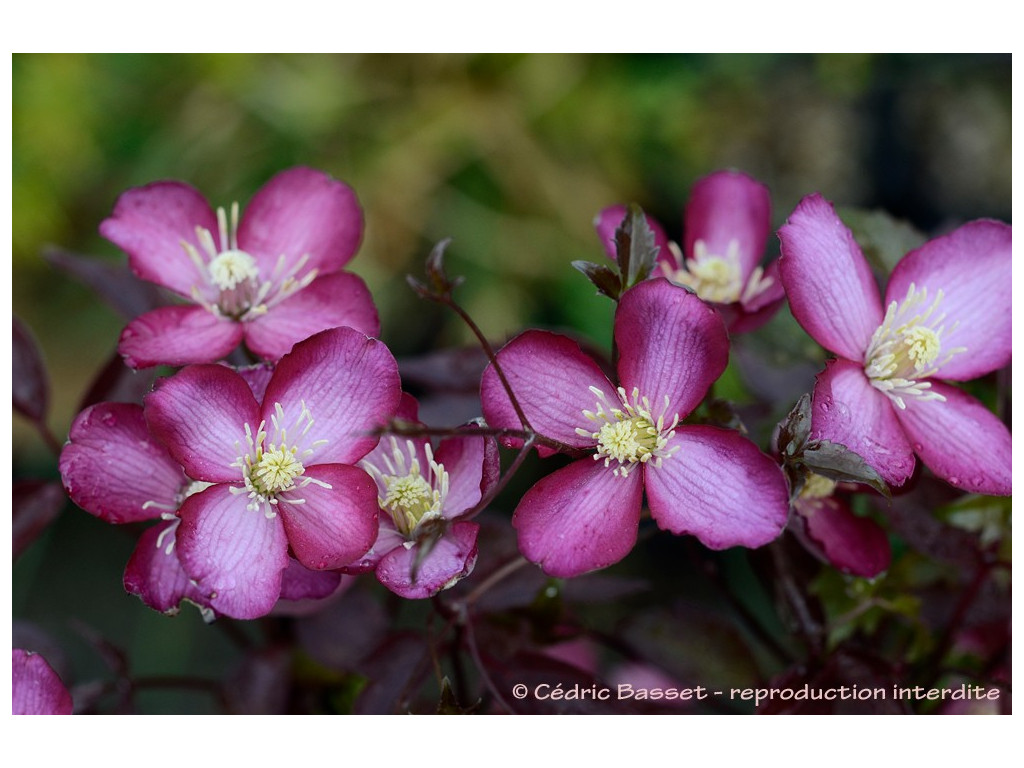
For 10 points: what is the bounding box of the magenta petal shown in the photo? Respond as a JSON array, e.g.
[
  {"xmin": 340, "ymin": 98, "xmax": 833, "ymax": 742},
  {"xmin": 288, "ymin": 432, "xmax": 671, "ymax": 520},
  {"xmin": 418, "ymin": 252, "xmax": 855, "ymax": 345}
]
[
  {"xmin": 810, "ymin": 359, "xmax": 916, "ymax": 488},
  {"xmin": 236, "ymin": 362, "xmax": 275, "ymax": 402},
  {"xmin": 60, "ymin": 402, "xmax": 186, "ymax": 524},
  {"xmin": 340, "ymin": 514, "xmax": 405, "ymax": 574},
  {"xmin": 615, "ymin": 279, "xmax": 729, "ymax": 419},
  {"xmin": 434, "ymin": 432, "xmax": 496, "ymax": 518},
  {"xmin": 684, "ymin": 170, "xmax": 771, "ymax": 280},
  {"xmin": 795, "ymin": 495, "xmax": 891, "ymax": 578},
  {"xmin": 513, "ymin": 458, "xmax": 642, "ymax": 577},
  {"xmin": 593, "ymin": 204, "xmax": 671, "ymax": 265},
  {"xmin": 124, "ymin": 520, "xmax": 212, "ymax": 615},
  {"xmin": 261, "ymin": 326, "xmax": 400, "ymax": 465},
  {"xmin": 376, "ymin": 521, "xmax": 480, "ymax": 599},
  {"xmin": 278, "ymin": 558, "xmax": 343, "ymax": 601},
  {"xmin": 278, "ymin": 464, "xmax": 379, "ymax": 570},
  {"xmin": 145, "ymin": 364, "xmax": 258, "ymax": 482},
  {"xmin": 100, "ymin": 180, "xmax": 218, "ymax": 299},
  {"xmin": 481, "ymin": 330, "xmax": 612, "ymax": 452},
  {"xmin": 119, "ymin": 305, "xmax": 244, "ymax": 369},
  {"xmin": 885, "ymin": 220, "xmax": 1011, "ymax": 381},
  {"xmin": 778, "ymin": 194, "xmax": 884, "ymax": 360},
  {"xmin": 237, "ymin": 166, "xmax": 363, "ymax": 277},
  {"xmin": 645, "ymin": 426, "xmax": 788, "ymax": 549},
  {"xmin": 176, "ymin": 484, "xmax": 288, "ymax": 619},
  {"xmin": 244, "ymin": 271, "xmax": 381, "ymax": 361},
  {"xmin": 895, "ymin": 381, "xmax": 1011, "ymax": 496},
  {"xmin": 12, "ymin": 650, "xmax": 73, "ymax": 715}
]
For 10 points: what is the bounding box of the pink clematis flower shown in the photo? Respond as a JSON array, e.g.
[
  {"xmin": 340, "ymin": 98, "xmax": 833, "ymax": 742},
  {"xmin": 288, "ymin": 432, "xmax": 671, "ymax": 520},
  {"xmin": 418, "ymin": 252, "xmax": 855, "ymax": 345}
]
[
  {"xmin": 481, "ymin": 279, "xmax": 789, "ymax": 577},
  {"xmin": 778, "ymin": 194, "xmax": 1011, "ymax": 495},
  {"xmin": 342, "ymin": 395, "xmax": 499, "ymax": 598},
  {"xmin": 12, "ymin": 650, "xmax": 73, "ymax": 715},
  {"xmin": 101, "ymin": 166, "xmax": 380, "ymax": 368},
  {"xmin": 595, "ymin": 170, "xmax": 785, "ymax": 333}
]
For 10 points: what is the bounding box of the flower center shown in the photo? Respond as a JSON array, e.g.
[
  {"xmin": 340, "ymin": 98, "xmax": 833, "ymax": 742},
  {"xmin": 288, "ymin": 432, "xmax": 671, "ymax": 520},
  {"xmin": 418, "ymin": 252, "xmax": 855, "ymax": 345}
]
[
  {"xmin": 661, "ymin": 238, "xmax": 775, "ymax": 306},
  {"xmin": 362, "ymin": 438, "xmax": 449, "ymax": 538},
  {"xmin": 799, "ymin": 473, "xmax": 837, "ymax": 500},
  {"xmin": 863, "ymin": 282, "xmax": 966, "ymax": 409},
  {"xmin": 208, "ymin": 250, "xmax": 259, "ymax": 291},
  {"xmin": 577, "ymin": 386, "xmax": 680, "ymax": 477}
]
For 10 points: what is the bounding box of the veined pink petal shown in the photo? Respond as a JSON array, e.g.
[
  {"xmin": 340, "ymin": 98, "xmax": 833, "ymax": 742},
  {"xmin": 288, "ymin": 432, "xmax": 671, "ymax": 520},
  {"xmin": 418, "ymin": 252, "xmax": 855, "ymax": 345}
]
[
  {"xmin": 435, "ymin": 431, "xmax": 498, "ymax": 519},
  {"xmin": 513, "ymin": 458, "xmax": 643, "ymax": 577},
  {"xmin": 884, "ymin": 220, "xmax": 1011, "ymax": 381},
  {"xmin": 236, "ymin": 362, "xmax": 275, "ymax": 402},
  {"xmin": 12, "ymin": 650, "xmax": 73, "ymax": 715},
  {"xmin": 237, "ymin": 166, "xmax": 363, "ymax": 279},
  {"xmin": 810, "ymin": 359, "xmax": 916, "ymax": 488},
  {"xmin": 895, "ymin": 381, "xmax": 1011, "ymax": 496},
  {"xmin": 375, "ymin": 520, "xmax": 480, "ymax": 599},
  {"xmin": 684, "ymin": 170, "xmax": 771, "ymax": 281},
  {"xmin": 100, "ymin": 180, "xmax": 218, "ymax": 300},
  {"xmin": 277, "ymin": 464, "xmax": 379, "ymax": 570},
  {"xmin": 615, "ymin": 279, "xmax": 729, "ymax": 419},
  {"xmin": 340, "ymin": 513, "xmax": 406, "ymax": 575},
  {"xmin": 244, "ymin": 271, "xmax": 380, "ymax": 362},
  {"xmin": 145, "ymin": 364, "xmax": 258, "ymax": 483},
  {"xmin": 593, "ymin": 204, "xmax": 672, "ymax": 267},
  {"xmin": 645, "ymin": 426, "xmax": 788, "ymax": 549},
  {"xmin": 278, "ymin": 558, "xmax": 344, "ymax": 601},
  {"xmin": 124, "ymin": 520, "xmax": 213, "ymax": 615},
  {"xmin": 481, "ymin": 330, "xmax": 612, "ymax": 453},
  {"xmin": 795, "ymin": 495, "xmax": 891, "ymax": 578},
  {"xmin": 778, "ymin": 194, "xmax": 884, "ymax": 360},
  {"xmin": 261, "ymin": 327, "xmax": 400, "ymax": 466},
  {"xmin": 176, "ymin": 483, "xmax": 289, "ymax": 620},
  {"xmin": 60, "ymin": 402, "xmax": 187, "ymax": 524},
  {"xmin": 118, "ymin": 305, "xmax": 243, "ymax": 369}
]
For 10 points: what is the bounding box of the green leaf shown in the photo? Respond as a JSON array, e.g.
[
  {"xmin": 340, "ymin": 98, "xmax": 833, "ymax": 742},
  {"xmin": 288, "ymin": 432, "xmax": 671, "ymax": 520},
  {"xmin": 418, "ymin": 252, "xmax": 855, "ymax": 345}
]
[
  {"xmin": 800, "ymin": 440, "xmax": 891, "ymax": 498},
  {"xmin": 837, "ymin": 206, "xmax": 927, "ymax": 277},
  {"xmin": 571, "ymin": 259, "xmax": 622, "ymax": 301},
  {"xmin": 613, "ymin": 203, "xmax": 659, "ymax": 289}
]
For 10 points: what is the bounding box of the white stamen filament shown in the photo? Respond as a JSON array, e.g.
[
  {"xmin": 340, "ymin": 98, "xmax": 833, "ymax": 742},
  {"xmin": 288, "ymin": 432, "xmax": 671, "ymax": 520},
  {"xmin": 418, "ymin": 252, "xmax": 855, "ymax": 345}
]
[{"xmin": 577, "ymin": 386, "xmax": 680, "ymax": 478}]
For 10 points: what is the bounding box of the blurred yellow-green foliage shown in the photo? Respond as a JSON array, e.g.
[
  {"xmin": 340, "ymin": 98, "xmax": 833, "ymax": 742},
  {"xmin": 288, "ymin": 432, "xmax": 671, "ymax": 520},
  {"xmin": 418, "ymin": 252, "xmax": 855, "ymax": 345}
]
[{"xmin": 13, "ymin": 53, "xmax": 1011, "ymax": 464}]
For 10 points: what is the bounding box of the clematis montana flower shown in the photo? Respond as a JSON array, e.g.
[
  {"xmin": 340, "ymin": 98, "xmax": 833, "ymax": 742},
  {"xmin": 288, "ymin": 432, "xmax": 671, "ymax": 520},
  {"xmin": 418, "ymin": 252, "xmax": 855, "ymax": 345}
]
[
  {"xmin": 101, "ymin": 166, "xmax": 380, "ymax": 368},
  {"xmin": 12, "ymin": 650, "xmax": 74, "ymax": 715},
  {"xmin": 778, "ymin": 194, "xmax": 1011, "ymax": 494},
  {"xmin": 595, "ymin": 170, "xmax": 785, "ymax": 332},
  {"xmin": 342, "ymin": 395, "xmax": 499, "ymax": 598},
  {"xmin": 481, "ymin": 278, "xmax": 789, "ymax": 577}
]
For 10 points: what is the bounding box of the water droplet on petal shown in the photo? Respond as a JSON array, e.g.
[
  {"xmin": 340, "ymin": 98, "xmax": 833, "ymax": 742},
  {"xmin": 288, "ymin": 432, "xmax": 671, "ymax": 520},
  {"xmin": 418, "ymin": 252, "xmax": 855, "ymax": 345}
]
[
  {"xmin": 948, "ymin": 476, "xmax": 960, "ymax": 485},
  {"xmin": 912, "ymin": 443, "xmax": 924, "ymax": 452}
]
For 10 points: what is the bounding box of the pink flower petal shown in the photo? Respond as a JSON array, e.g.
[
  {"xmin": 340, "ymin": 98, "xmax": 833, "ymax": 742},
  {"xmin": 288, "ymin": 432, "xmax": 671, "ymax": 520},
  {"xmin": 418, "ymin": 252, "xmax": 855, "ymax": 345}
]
[
  {"xmin": 795, "ymin": 495, "xmax": 891, "ymax": 578},
  {"xmin": 593, "ymin": 204, "xmax": 672, "ymax": 267},
  {"xmin": 12, "ymin": 650, "xmax": 73, "ymax": 715},
  {"xmin": 884, "ymin": 220, "xmax": 1011, "ymax": 381},
  {"xmin": 810, "ymin": 358, "xmax": 916, "ymax": 488},
  {"xmin": 237, "ymin": 166, "xmax": 363, "ymax": 278},
  {"xmin": 435, "ymin": 431, "xmax": 499, "ymax": 519},
  {"xmin": 778, "ymin": 194, "xmax": 884, "ymax": 360},
  {"xmin": 145, "ymin": 364, "xmax": 258, "ymax": 483},
  {"xmin": 513, "ymin": 458, "xmax": 643, "ymax": 577},
  {"xmin": 124, "ymin": 520, "xmax": 213, "ymax": 615},
  {"xmin": 895, "ymin": 381, "xmax": 1011, "ymax": 496},
  {"xmin": 684, "ymin": 170, "xmax": 771, "ymax": 281},
  {"xmin": 481, "ymin": 330, "xmax": 612, "ymax": 453},
  {"xmin": 340, "ymin": 513, "xmax": 406, "ymax": 574},
  {"xmin": 176, "ymin": 483, "xmax": 289, "ymax": 619},
  {"xmin": 375, "ymin": 520, "xmax": 480, "ymax": 599},
  {"xmin": 244, "ymin": 271, "xmax": 380, "ymax": 361},
  {"xmin": 261, "ymin": 326, "xmax": 401, "ymax": 466},
  {"xmin": 236, "ymin": 362, "xmax": 275, "ymax": 402},
  {"xmin": 277, "ymin": 464, "xmax": 379, "ymax": 570},
  {"xmin": 118, "ymin": 305, "xmax": 243, "ymax": 369},
  {"xmin": 100, "ymin": 180, "xmax": 218, "ymax": 299},
  {"xmin": 278, "ymin": 558, "xmax": 344, "ymax": 602},
  {"xmin": 645, "ymin": 426, "xmax": 788, "ymax": 549},
  {"xmin": 615, "ymin": 279, "xmax": 729, "ymax": 419},
  {"xmin": 60, "ymin": 402, "xmax": 187, "ymax": 524}
]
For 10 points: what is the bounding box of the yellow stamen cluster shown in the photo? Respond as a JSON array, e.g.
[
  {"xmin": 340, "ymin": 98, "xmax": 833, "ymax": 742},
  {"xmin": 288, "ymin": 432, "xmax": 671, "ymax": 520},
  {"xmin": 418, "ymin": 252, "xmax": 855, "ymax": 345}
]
[
  {"xmin": 362, "ymin": 438, "xmax": 450, "ymax": 538},
  {"xmin": 578, "ymin": 386, "xmax": 680, "ymax": 478},
  {"xmin": 661, "ymin": 239, "xmax": 775, "ymax": 306}
]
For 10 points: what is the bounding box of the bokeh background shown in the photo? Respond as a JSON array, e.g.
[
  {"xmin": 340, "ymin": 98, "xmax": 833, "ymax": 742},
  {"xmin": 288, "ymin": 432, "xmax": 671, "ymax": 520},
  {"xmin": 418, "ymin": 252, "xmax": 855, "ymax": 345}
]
[{"xmin": 12, "ymin": 53, "xmax": 1011, "ymax": 713}]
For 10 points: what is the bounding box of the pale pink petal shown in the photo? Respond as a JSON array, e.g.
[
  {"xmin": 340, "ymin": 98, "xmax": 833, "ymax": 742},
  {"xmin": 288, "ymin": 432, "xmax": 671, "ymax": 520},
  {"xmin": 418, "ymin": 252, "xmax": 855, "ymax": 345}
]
[
  {"xmin": 481, "ymin": 330, "xmax": 612, "ymax": 453},
  {"xmin": 60, "ymin": 402, "xmax": 187, "ymax": 524},
  {"xmin": 778, "ymin": 194, "xmax": 884, "ymax": 360},
  {"xmin": 684, "ymin": 170, "xmax": 771, "ymax": 280},
  {"xmin": 244, "ymin": 271, "xmax": 380, "ymax": 361},
  {"xmin": 615, "ymin": 279, "xmax": 729, "ymax": 419},
  {"xmin": 100, "ymin": 180, "xmax": 218, "ymax": 299},
  {"xmin": 645, "ymin": 426, "xmax": 788, "ymax": 549},
  {"xmin": 376, "ymin": 520, "xmax": 480, "ymax": 599},
  {"xmin": 895, "ymin": 381, "xmax": 1011, "ymax": 496},
  {"xmin": 884, "ymin": 220, "xmax": 1011, "ymax": 381},
  {"xmin": 810, "ymin": 359, "xmax": 916, "ymax": 488},
  {"xmin": 176, "ymin": 483, "xmax": 289, "ymax": 620},
  {"xmin": 513, "ymin": 458, "xmax": 643, "ymax": 577},
  {"xmin": 795, "ymin": 495, "xmax": 891, "ymax": 578},
  {"xmin": 124, "ymin": 520, "xmax": 213, "ymax": 615},
  {"xmin": 278, "ymin": 558, "xmax": 343, "ymax": 601},
  {"xmin": 435, "ymin": 432, "xmax": 498, "ymax": 519},
  {"xmin": 145, "ymin": 364, "xmax": 258, "ymax": 482},
  {"xmin": 236, "ymin": 362, "xmax": 275, "ymax": 402},
  {"xmin": 261, "ymin": 327, "xmax": 401, "ymax": 465},
  {"xmin": 118, "ymin": 305, "xmax": 243, "ymax": 369},
  {"xmin": 277, "ymin": 464, "xmax": 379, "ymax": 570},
  {"xmin": 237, "ymin": 166, "xmax": 363, "ymax": 278},
  {"xmin": 12, "ymin": 650, "xmax": 73, "ymax": 715},
  {"xmin": 340, "ymin": 513, "xmax": 405, "ymax": 575},
  {"xmin": 593, "ymin": 204, "xmax": 672, "ymax": 268}
]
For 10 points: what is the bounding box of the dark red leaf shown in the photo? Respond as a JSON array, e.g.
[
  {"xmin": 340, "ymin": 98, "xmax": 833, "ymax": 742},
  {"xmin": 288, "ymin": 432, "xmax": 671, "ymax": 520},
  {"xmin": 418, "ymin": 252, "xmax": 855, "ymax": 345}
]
[
  {"xmin": 12, "ymin": 316, "xmax": 49, "ymax": 422},
  {"xmin": 13, "ymin": 480, "xmax": 65, "ymax": 558},
  {"xmin": 44, "ymin": 246, "xmax": 166, "ymax": 320}
]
